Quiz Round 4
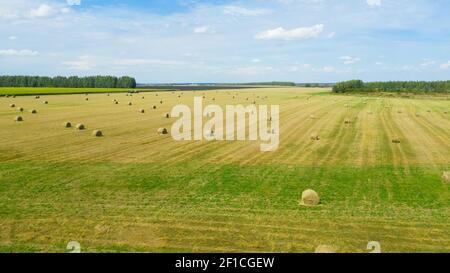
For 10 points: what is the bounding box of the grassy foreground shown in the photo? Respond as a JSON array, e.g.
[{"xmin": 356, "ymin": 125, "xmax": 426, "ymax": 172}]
[{"xmin": 0, "ymin": 87, "xmax": 449, "ymax": 252}]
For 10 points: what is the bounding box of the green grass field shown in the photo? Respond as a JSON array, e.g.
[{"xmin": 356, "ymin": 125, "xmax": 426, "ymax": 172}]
[
  {"xmin": 0, "ymin": 87, "xmax": 149, "ymax": 96},
  {"xmin": 0, "ymin": 87, "xmax": 449, "ymax": 252}
]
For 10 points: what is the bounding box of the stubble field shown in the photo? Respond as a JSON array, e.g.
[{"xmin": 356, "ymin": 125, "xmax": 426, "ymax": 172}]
[{"xmin": 0, "ymin": 87, "xmax": 449, "ymax": 252}]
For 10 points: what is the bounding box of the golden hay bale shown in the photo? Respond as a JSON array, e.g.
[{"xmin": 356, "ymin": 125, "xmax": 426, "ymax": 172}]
[
  {"xmin": 15, "ymin": 116, "xmax": 23, "ymax": 122},
  {"xmin": 397, "ymin": 110, "xmax": 402, "ymax": 114},
  {"xmin": 30, "ymin": 109, "xmax": 37, "ymax": 114},
  {"xmin": 344, "ymin": 119, "xmax": 352, "ymax": 124},
  {"xmin": 35, "ymin": 96, "xmax": 40, "ymax": 99},
  {"xmin": 85, "ymin": 98, "xmax": 89, "ymax": 101},
  {"xmin": 92, "ymin": 130, "xmax": 103, "ymax": 137},
  {"xmin": 310, "ymin": 134, "xmax": 320, "ymax": 141},
  {"xmin": 160, "ymin": 100, "xmax": 163, "ymax": 104},
  {"xmin": 76, "ymin": 123, "xmax": 85, "ymax": 130},
  {"xmin": 63, "ymin": 122, "xmax": 72, "ymax": 128},
  {"xmin": 43, "ymin": 101, "xmax": 48, "ymax": 104},
  {"xmin": 315, "ymin": 245, "xmax": 336, "ymax": 253},
  {"xmin": 157, "ymin": 128, "xmax": 168, "ymax": 135},
  {"xmin": 114, "ymin": 101, "xmax": 119, "ymax": 104},
  {"xmin": 444, "ymin": 111, "xmax": 448, "ymax": 114},
  {"xmin": 392, "ymin": 138, "xmax": 401, "ymax": 144},
  {"xmin": 128, "ymin": 102, "xmax": 133, "ymax": 106},
  {"xmin": 139, "ymin": 109, "xmax": 145, "ymax": 113},
  {"xmin": 415, "ymin": 112, "xmax": 421, "ymax": 117},
  {"xmin": 310, "ymin": 115, "xmax": 315, "ymax": 119},
  {"xmin": 142, "ymin": 96, "xmax": 145, "ymax": 99},
  {"xmin": 165, "ymin": 113, "xmax": 170, "ymax": 118},
  {"xmin": 17, "ymin": 107, "xmax": 24, "ymax": 112},
  {"xmin": 427, "ymin": 110, "xmax": 431, "ymax": 113},
  {"xmin": 10, "ymin": 103, "xmax": 15, "ymax": 108},
  {"xmin": 152, "ymin": 105, "xmax": 157, "ymax": 109},
  {"xmin": 442, "ymin": 171, "xmax": 450, "ymax": 184},
  {"xmin": 300, "ymin": 189, "xmax": 320, "ymax": 206}
]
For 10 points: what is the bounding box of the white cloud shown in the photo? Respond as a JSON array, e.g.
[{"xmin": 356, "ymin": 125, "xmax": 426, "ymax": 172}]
[
  {"xmin": 0, "ymin": 49, "xmax": 38, "ymax": 56},
  {"xmin": 340, "ymin": 56, "xmax": 361, "ymax": 65},
  {"xmin": 367, "ymin": 0, "xmax": 382, "ymax": 6},
  {"xmin": 255, "ymin": 24, "xmax": 324, "ymax": 40},
  {"xmin": 316, "ymin": 66, "xmax": 336, "ymax": 73},
  {"xmin": 8, "ymin": 36, "xmax": 17, "ymax": 40},
  {"xmin": 193, "ymin": 26, "xmax": 215, "ymax": 34},
  {"xmin": 440, "ymin": 61, "xmax": 450, "ymax": 70},
  {"xmin": 63, "ymin": 56, "xmax": 95, "ymax": 70},
  {"xmin": 223, "ymin": 6, "xmax": 269, "ymax": 16},
  {"xmin": 30, "ymin": 4, "xmax": 56, "ymax": 18},
  {"xmin": 420, "ymin": 59, "xmax": 436, "ymax": 67},
  {"xmin": 67, "ymin": 0, "xmax": 81, "ymax": 6},
  {"xmin": 252, "ymin": 58, "xmax": 261, "ymax": 63}
]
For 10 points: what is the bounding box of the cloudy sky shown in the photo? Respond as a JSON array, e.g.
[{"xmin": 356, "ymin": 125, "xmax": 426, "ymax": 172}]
[{"xmin": 1, "ymin": 0, "xmax": 449, "ymax": 83}]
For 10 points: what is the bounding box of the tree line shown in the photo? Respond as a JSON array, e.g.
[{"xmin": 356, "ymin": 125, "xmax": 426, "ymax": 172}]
[
  {"xmin": 333, "ymin": 80, "xmax": 450, "ymax": 93},
  {"xmin": 0, "ymin": 76, "xmax": 137, "ymax": 88}
]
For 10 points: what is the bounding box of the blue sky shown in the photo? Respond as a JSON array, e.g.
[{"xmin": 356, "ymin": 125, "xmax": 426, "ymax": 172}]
[{"xmin": 1, "ymin": 0, "xmax": 450, "ymax": 83}]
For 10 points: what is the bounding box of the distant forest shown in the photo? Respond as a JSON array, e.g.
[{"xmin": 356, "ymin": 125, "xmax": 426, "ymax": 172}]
[
  {"xmin": 333, "ymin": 80, "xmax": 450, "ymax": 93},
  {"xmin": 0, "ymin": 76, "xmax": 137, "ymax": 88}
]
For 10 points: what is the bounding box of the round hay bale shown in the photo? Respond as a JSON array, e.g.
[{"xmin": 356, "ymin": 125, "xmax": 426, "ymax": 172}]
[
  {"xmin": 63, "ymin": 122, "xmax": 72, "ymax": 128},
  {"xmin": 392, "ymin": 138, "xmax": 401, "ymax": 144},
  {"xmin": 92, "ymin": 130, "xmax": 103, "ymax": 137},
  {"xmin": 427, "ymin": 110, "xmax": 431, "ymax": 113},
  {"xmin": 444, "ymin": 111, "xmax": 448, "ymax": 114},
  {"xmin": 12, "ymin": 95, "xmax": 16, "ymax": 98},
  {"xmin": 128, "ymin": 102, "xmax": 133, "ymax": 106},
  {"xmin": 76, "ymin": 124, "xmax": 85, "ymax": 130},
  {"xmin": 17, "ymin": 107, "xmax": 24, "ymax": 112},
  {"xmin": 142, "ymin": 96, "xmax": 145, "ymax": 99},
  {"xmin": 310, "ymin": 115, "xmax": 315, "ymax": 119},
  {"xmin": 415, "ymin": 113, "xmax": 421, "ymax": 117},
  {"xmin": 315, "ymin": 245, "xmax": 336, "ymax": 253},
  {"xmin": 15, "ymin": 116, "xmax": 23, "ymax": 122},
  {"xmin": 114, "ymin": 101, "xmax": 119, "ymax": 104},
  {"xmin": 300, "ymin": 189, "xmax": 320, "ymax": 206},
  {"xmin": 35, "ymin": 96, "xmax": 40, "ymax": 99},
  {"xmin": 85, "ymin": 98, "xmax": 89, "ymax": 101},
  {"xmin": 442, "ymin": 171, "xmax": 450, "ymax": 184},
  {"xmin": 30, "ymin": 109, "xmax": 37, "ymax": 114},
  {"xmin": 310, "ymin": 134, "xmax": 320, "ymax": 141},
  {"xmin": 43, "ymin": 101, "xmax": 48, "ymax": 104},
  {"xmin": 165, "ymin": 113, "xmax": 170, "ymax": 118},
  {"xmin": 139, "ymin": 109, "xmax": 145, "ymax": 113},
  {"xmin": 10, "ymin": 103, "xmax": 15, "ymax": 108},
  {"xmin": 157, "ymin": 128, "xmax": 168, "ymax": 135},
  {"xmin": 152, "ymin": 105, "xmax": 157, "ymax": 109},
  {"xmin": 344, "ymin": 119, "xmax": 352, "ymax": 124},
  {"xmin": 397, "ymin": 110, "xmax": 402, "ymax": 114},
  {"xmin": 160, "ymin": 100, "xmax": 163, "ymax": 104}
]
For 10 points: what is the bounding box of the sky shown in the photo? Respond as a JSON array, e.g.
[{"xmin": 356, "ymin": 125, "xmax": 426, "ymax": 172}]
[{"xmin": 1, "ymin": 0, "xmax": 450, "ymax": 83}]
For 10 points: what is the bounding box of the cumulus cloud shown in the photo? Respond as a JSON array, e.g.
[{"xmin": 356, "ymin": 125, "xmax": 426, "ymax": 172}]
[
  {"xmin": 255, "ymin": 24, "xmax": 324, "ymax": 40},
  {"xmin": 340, "ymin": 56, "xmax": 361, "ymax": 65},
  {"xmin": 0, "ymin": 49, "xmax": 38, "ymax": 56},
  {"xmin": 367, "ymin": 0, "xmax": 382, "ymax": 6},
  {"xmin": 223, "ymin": 6, "xmax": 269, "ymax": 16},
  {"xmin": 30, "ymin": 4, "xmax": 56, "ymax": 18}
]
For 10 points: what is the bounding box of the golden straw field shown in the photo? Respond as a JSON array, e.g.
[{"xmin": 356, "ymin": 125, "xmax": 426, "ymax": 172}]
[{"xmin": 0, "ymin": 87, "xmax": 449, "ymax": 252}]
